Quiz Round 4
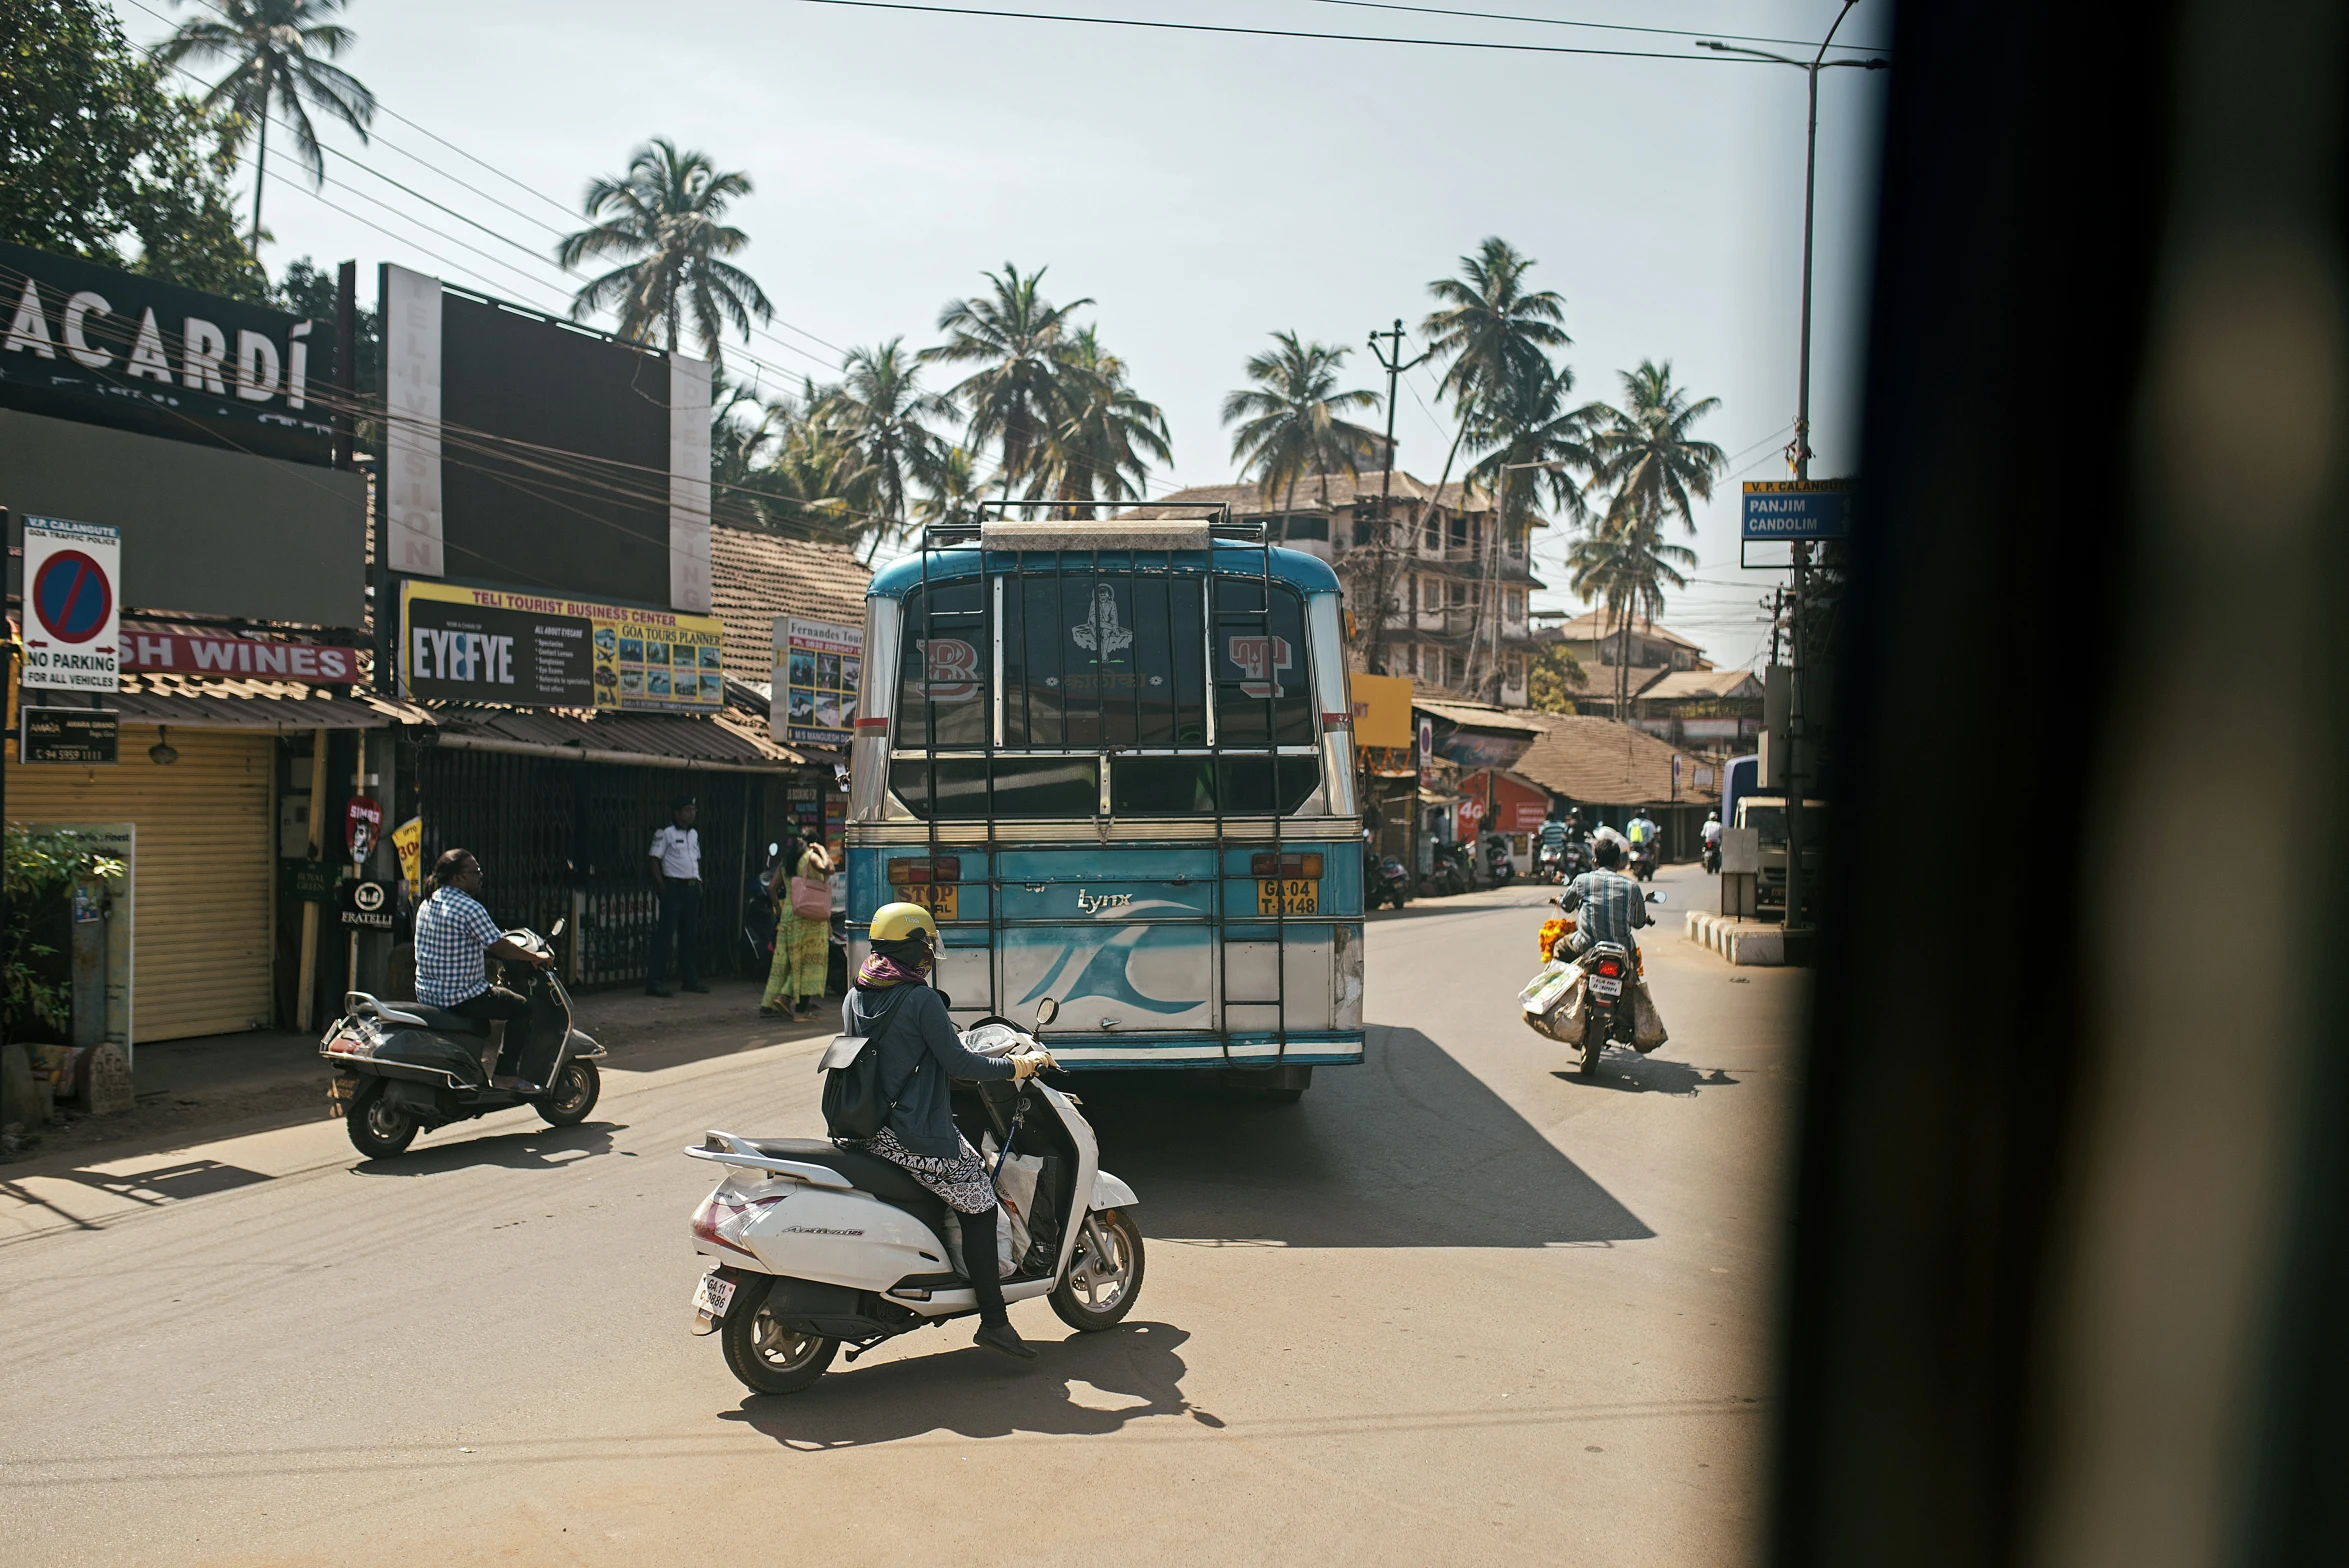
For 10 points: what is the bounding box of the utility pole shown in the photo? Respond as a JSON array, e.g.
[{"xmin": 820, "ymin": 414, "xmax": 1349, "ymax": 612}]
[
  {"xmin": 1367, "ymin": 320, "xmax": 1429, "ymax": 678},
  {"xmin": 1698, "ymin": 1, "xmax": 1883, "ymax": 939}
]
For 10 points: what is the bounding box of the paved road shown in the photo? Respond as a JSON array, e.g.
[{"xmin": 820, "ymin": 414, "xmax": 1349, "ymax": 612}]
[{"xmin": 0, "ymin": 862, "xmax": 1803, "ymax": 1566}]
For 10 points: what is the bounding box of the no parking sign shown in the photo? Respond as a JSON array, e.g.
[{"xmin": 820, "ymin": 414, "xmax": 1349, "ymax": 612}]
[{"xmin": 21, "ymin": 516, "xmax": 120, "ymax": 692}]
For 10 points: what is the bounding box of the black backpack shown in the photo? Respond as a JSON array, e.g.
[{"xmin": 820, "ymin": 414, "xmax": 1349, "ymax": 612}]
[{"xmin": 818, "ymin": 987, "xmax": 917, "ymax": 1140}]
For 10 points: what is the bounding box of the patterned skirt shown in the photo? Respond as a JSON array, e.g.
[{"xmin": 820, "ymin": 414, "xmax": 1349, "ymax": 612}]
[{"xmin": 850, "ymin": 1126, "xmax": 997, "ymax": 1214}]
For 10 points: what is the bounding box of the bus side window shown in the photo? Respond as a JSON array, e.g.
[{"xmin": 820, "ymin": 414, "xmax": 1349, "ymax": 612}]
[
  {"xmin": 1213, "ymin": 579, "xmax": 1313, "ymax": 745},
  {"xmin": 897, "ymin": 581, "xmax": 989, "ymax": 749}
]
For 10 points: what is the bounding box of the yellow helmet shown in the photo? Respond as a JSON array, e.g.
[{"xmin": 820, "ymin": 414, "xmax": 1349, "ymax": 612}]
[{"xmin": 868, "ymin": 901, "xmax": 940, "ymax": 943}]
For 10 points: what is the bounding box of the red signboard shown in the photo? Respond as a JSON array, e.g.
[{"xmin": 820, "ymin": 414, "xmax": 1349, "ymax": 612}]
[
  {"xmin": 119, "ymin": 630, "xmax": 361, "ymax": 683},
  {"xmin": 1460, "ymin": 770, "xmax": 1553, "ymax": 833},
  {"xmin": 346, "ymin": 796, "xmax": 384, "ymax": 865}
]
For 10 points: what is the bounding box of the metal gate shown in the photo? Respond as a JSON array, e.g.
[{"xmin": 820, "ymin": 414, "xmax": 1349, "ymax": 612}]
[{"xmin": 412, "ymin": 745, "xmax": 759, "ymax": 989}]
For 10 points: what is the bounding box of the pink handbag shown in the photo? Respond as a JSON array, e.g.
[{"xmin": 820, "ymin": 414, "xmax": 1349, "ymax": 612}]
[{"xmin": 789, "ymin": 874, "xmax": 831, "ymax": 921}]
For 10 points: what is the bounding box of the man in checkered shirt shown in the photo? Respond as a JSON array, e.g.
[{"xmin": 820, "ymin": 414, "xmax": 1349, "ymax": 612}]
[
  {"xmin": 1558, "ymin": 836, "xmax": 1653, "ymax": 957},
  {"xmin": 415, "ymin": 848, "xmax": 552, "ymax": 1088}
]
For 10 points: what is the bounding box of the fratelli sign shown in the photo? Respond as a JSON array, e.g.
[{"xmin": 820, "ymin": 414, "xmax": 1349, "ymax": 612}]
[{"xmin": 0, "ymin": 240, "xmax": 336, "ymax": 465}]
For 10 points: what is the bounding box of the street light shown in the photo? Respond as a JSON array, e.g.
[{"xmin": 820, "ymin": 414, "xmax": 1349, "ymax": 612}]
[{"xmin": 1695, "ymin": 2, "xmax": 1887, "ymax": 938}]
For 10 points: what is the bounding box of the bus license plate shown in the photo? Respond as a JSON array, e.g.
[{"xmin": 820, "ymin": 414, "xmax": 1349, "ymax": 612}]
[
  {"xmin": 1256, "ymin": 878, "xmax": 1318, "ymax": 915},
  {"xmin": 908, "ymin": 886, "xmax": 959, "ymax": 921}
]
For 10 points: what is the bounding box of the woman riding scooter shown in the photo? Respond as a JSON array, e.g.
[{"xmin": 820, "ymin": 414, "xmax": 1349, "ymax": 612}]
[{"xmin": 839, "ymin": 902, "xmax": 1054, "ymax": 1359}]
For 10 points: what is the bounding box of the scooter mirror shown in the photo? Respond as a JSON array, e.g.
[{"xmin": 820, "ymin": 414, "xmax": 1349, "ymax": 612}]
[
  {"xmin": 1646, "ymin": 892, "xmax": 1665, "ymax": 905},
  {"xmin": 768, "ymin": 842, "xmax": 780, "ymax": 857},
  {"xmin": 1034, "ymin": 997, "xmax": 1059, "ymax": 1027},
  {"xmin": 550, "ymin": 918, "xmax": 567, "ymax": 937}
]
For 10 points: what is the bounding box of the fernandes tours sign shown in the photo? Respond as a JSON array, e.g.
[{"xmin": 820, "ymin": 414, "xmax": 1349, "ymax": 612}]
[{"xmin": 402, "ymin": 581, "xmax": 724, "ymax": 711}]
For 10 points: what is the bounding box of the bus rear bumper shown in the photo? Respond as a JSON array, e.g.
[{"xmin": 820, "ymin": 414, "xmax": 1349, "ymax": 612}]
[{"xmin": 1042, "ymin": 1033, "xmax": 1365, "ymax": 1069}]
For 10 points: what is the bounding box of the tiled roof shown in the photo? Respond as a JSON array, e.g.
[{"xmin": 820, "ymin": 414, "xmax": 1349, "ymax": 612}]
[
  {"xmin": 1537, "ymin": 609, "xmax": 1708, "ymax": 652},
  {"xmin": 709, "ymin": 526, "xmax": 873, "ymax": 681},
  {"xmin": 1640, "ymin": 669, "xmax": 1763, "ymax": 702},
  {"xmin": 109, "ymin": 670, "xmax": 425, "ymax": 731},
  {"xmin": 1511, "ymin": 715, "xmax": 1717, "ymax": 807},
  {"xmin": 1412, "ymin": 699, "xmax": 1552, "ymax": 736},
  {"xmin": 423, "ymin": 701, "xmax": 804, "ymax": 767}
]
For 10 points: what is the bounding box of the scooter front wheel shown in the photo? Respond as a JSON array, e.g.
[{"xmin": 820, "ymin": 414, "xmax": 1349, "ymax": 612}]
[
  {"xmin": 1051, "ymin": 1209, "xmax": 1146, "ymax": 1332},
  {"xmin": 536, "ymin": 1060, "xmax": 600, "ymax": 1127},
  {"xmin": 721, "ymin": 1283, "xmax": 839, "ymax": 1395},
  {"xmin": 346, "ymin": 1081, "xmax": 419, "ymax": 1158}
]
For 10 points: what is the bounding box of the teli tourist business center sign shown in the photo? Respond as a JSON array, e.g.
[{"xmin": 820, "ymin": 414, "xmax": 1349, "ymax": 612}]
[{"xmin": 402, "ymin": 581, "xmax": 724, "ymax": 711}]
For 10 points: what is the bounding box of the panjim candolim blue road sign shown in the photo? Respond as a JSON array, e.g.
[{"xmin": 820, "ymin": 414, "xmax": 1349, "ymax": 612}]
[{"xmin": 1741, "ymin": 479, "xmax": 1855, "ymax": 542}]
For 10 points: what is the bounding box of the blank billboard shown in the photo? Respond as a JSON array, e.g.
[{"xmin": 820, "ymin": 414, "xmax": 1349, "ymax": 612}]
[{"xmin": 380, "ymin": 266, "xmax": 711, "ymax": 614}]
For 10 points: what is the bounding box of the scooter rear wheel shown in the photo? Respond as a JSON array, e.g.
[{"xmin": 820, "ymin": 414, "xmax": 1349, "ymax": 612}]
[
  {"xmin": 721, "ymin": 1283, "xmax": 839, "ymax": 1396},
  {"xmin": 346, "ymin": 1081, "xmax": 419, "ymax": 1159}
]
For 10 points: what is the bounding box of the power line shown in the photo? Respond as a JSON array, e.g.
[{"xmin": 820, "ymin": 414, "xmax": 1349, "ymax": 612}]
[
  {"xmin": 781, "ymin": 0, "xmax": 1816, "ymax": 63},
  {"xmin": 1298, "ymin": 0, "xmax": 1891, "ymax": 54}
]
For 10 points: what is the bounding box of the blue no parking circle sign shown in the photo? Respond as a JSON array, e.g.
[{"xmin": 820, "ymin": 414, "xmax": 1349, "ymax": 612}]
[{"xmin": 21, "ymin": 515, "xmax": 121, "ymax": 692}]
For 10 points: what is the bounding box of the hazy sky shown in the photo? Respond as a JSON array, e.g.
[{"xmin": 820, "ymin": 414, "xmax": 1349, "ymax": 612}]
[{"xmin": 117, "ymin": 0, "xmax": 1890, "ymax": 668}]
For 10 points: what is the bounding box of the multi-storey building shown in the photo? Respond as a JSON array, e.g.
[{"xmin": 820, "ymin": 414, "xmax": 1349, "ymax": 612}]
[{"xmin": 1125, "ymin": 470, "xmax": 1546, "ymax": 708}]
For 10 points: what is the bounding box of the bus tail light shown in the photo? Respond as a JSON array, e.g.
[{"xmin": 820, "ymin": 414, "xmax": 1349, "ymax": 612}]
[
  {"xmin": 888, "ymin": 857, "xmax": 963, "ymax": 886},
  {"xmin": 1248, "ymin": 852, "xmax": 1324, "ymax": 879}
]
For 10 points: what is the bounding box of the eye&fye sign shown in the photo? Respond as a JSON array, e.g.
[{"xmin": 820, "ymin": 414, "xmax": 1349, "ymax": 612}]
[
  {"xmin": 402, "ymin": 581, "xmax": 724, "ymax": 711},
  {"xmin": 21, "ymin": 515, "xmax": 121, "ymax": 692}
]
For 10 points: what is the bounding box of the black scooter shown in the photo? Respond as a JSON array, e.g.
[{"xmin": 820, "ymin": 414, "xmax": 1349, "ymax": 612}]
[
  {"xmin": 322, "ymin": 921, "xmax": 604, "ymax": 1159},
  {"xmin": 1369, "ymin": 854, "xmax": 1413, "ymax": 909}
]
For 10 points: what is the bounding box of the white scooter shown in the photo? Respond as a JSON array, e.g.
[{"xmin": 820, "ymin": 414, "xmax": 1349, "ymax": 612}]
[{"xmin": 683, "ymin": 998, "xmax": 1145, "ymax": 1395}]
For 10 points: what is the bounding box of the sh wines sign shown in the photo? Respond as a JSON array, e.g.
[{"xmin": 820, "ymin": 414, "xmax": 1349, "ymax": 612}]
[{"xmin": 0, "ymin": 241, "xmax": 334, "ymax": 465}]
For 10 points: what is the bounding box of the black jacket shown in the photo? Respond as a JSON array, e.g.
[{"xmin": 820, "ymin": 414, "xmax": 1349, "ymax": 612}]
[{"xmin": 841, "ymin": 983, "xmax": 1015, "ymax": 1157}]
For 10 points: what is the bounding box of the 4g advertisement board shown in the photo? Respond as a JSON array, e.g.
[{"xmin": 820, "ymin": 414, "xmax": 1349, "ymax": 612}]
[{"xmin": 402, "ymin": 582, "xmax": 723, "ymax": 712}]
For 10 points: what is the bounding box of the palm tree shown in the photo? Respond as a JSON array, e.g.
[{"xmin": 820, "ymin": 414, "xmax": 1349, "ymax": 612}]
[
  {"xmin": 1584, "ymin": 360, "xmax": 1727, "ymax": 538},
  {"xmin": 922, "ymin": 263, "xmax": 1093, "ymax": 499},
  {"xmin": 1221, "ymin": 331, "xmax": 1382, "ymax": 540},
  {"xmin": 817, "ymin": 339, "xmax": 955, "ymax": 557},
  {"xmin": 912, "ymin": 445, "xmax": 986, "ymax": 531},
  {"xmin": 555, "ymin": 139, "xmax": 773, "ymax": 370},
  {"xmin": 1419, "ymin": 237, "xmax": 1571, "ymax": 526},
  {"xmin": 1566, "ymin": 502, "xmax": 1698, "ymax": 720},
  {"xmin": 1461, "ymin": 359, "xmax": 1601, "ymax": 697},
  {"xmin": 157, "ymin": 0, "xmax": 376, "ymax": 251},
  {"xmin": 1043, "ymin": 327, "xmax": 1172, "ymax": 517}
]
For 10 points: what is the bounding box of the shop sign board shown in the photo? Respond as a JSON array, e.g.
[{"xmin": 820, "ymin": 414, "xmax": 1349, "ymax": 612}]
[
  {"xmin": 21, "ymin": 516, "xmax": 120, "ymax": 691},
  {"xmin": 119, "ymin": 630, "xmax": 361, "ymax": 683},
  {"xmin": 282, "ymin": 858, "xmax": 338, "ymax": 903},
  {"xmin": 390, "ymin": 816, "xmax": 424, "ymax": 898},
  {"xmin": 1349, "ymin": 673, "xmax": 1413, "ymax": 749},
  {"xmin": 337, "ymin": 878, "xmax": 396, "ymax": 930},
  {"xmin": 20, "ymin": 705, "xmax": 117, "ymax": 764},
  {"xmin": 1741, "ymin": 479, "xmax": 1854, "ymax": 542},
  {"xmin": 402, "ymin": 581, "xmax": 723, "ymax": 712},
  {"xmin": 0, "ymin": 240, "xmax": 334, "ymax": 465},
  {"xmin": 774, "ymin": 616, "xmax": 863, "ymax": 747},
  {"xmin": 345, "ymin": 795, "xmax": 384, "ymax": 865}
]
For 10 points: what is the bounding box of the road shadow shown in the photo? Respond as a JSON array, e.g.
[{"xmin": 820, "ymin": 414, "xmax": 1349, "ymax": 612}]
[
  {"xmin": 719, "ymin": 1320, "xmax": 1213, "ymax": 1448},
  {"xmin": 1550, "ymin": 1056, "xmax": 1743, "ymax": 1098},
  {"xmin": 348, "ymin": 1121, "xmax": 626, "ymax": 1177},
  {"xmin": 55, "ymin": 1158, "xmax": 272, "ymax": 1204},
  {"xmin": 1064, "ymin": 1024, "xmax": 1652, "ymax": 1247}
]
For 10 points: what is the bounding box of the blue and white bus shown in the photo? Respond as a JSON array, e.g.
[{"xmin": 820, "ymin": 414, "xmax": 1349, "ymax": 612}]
[{"xmin": 843, "ymin": 511, "xmax": 1365, "ymax": 1097}]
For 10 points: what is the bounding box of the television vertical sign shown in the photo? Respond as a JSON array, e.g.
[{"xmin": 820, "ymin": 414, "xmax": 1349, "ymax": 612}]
[{"xmin": 21, "ymin": 515, "xmax": 121, "ymax": 691}]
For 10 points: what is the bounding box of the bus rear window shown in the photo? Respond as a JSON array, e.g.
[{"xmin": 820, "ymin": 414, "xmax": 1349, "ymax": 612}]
[
  {"xmin": 1001, "ymin": 571, "xmax": 1206, "ymax": 748},
  {"xmin": 895, "ymin": 581, "xmax": 990, "ymax": 749},
  {"xmin": 1213, "ymin": 578, "xmax": 1313, "ymax": 746},
  {"xmin": 890, "ymin": 757, "xmax": 1100, "ymax": 820}
]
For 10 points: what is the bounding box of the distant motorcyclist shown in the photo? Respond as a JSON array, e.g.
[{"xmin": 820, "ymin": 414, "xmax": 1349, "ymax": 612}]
[
  {"xmin": 1537, "ymin": 813, "xmax": 1568, "ymax": 859},
  {"xmin": 1558, "ymin": 838, "xmax": 1652, "ymax": 959},
  {"xmin": 1626, "ymin": 811, "xmax": 1658, "ymax": 851},
  {"xmin": 1701, "ymin": 811, "xmax": 1723, "ymax": 871}
]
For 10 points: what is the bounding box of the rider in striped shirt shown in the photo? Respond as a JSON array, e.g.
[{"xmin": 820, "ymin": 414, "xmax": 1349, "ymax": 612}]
[{"xmin": 1559, "ymin": 837, "xmax": 1651, "ymax": 956}]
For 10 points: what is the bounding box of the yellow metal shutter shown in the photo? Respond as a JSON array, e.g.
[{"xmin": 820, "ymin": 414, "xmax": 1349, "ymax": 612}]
[{"xmin": 9, "ymin": 725, "xmax": 275, "ymax": 1043}]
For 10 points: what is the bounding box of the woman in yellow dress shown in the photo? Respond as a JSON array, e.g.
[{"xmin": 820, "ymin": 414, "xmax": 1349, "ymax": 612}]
[{"xmin": 761, "ymin": 843, "xmax": 834, "ymax": 1019}]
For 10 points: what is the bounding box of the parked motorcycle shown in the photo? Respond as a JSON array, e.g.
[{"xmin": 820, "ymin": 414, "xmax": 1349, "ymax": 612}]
[
  {"xmin": 322, "ymin": 921, "xmax": 604, "ymax": 1158},
  {"xmin": 1427, "ymin": 840, "xmax": 1474, "ymax": 897},
  {"xmin": 1483, "ymin": 833, "xmax": 1517, "ymax": 887},
  {"xmin": 684, "ymin": 999, "xmax": 1143, "ymax": 1395},
  {"xmin": 1369, "ymin": 854, "xmax": 1413, "ymax": 910}
]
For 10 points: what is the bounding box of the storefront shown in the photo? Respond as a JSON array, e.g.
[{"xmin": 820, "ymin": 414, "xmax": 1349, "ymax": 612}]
[
  {"xmin": 8, "ymin": 674, "xmax": 395, "ymax": 1046},
  {"xmin": 1455, "ymin": 768, "xmax": 1554, "ymax": 875}
]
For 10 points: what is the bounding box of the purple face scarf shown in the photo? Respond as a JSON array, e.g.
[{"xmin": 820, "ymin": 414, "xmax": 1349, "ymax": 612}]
[{"xmin": 855, "ymin": 949, "xmax": 930, "ymax": 990}]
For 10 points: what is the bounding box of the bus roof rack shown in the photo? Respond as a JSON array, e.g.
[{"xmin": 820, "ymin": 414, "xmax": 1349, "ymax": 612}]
[{"xmin": 916, "ymin": 502, "xmax": 1262, "ymax": 553}]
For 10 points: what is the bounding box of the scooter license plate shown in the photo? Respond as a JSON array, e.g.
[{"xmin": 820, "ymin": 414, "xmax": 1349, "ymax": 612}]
[
  {"xmin": 691, "ymin": 1272, "xmax": 737, "ymax": 1318},
  {"xmin": 1588, "ymin": 975, "xmax": 1624, "ymax": 999}
]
